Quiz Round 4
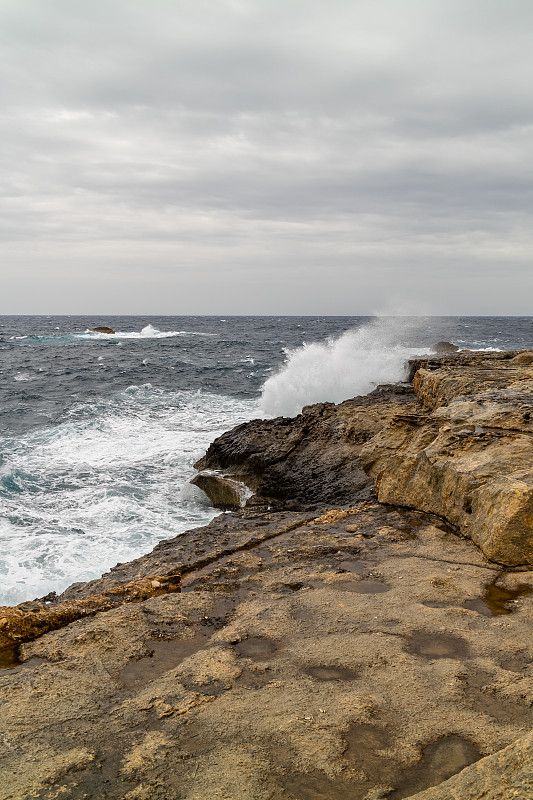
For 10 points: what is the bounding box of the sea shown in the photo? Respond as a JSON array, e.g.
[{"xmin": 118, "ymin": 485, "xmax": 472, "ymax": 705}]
[{"xmin": 1, "ymin": 315, "xmax": 532, "ymax": 605}]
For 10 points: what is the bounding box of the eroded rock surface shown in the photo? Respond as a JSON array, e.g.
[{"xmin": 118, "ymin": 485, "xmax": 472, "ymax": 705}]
[
  {"xmin": 194, "ymin": 384, "xmax": 416, "ymax": 509},
  {"xmin": 362, "ymin": 352, "xmax": 533, "ymax": 566},
  {"xmin": 1, "ymin": 506, "xmax": 532, "ymax": 800}
]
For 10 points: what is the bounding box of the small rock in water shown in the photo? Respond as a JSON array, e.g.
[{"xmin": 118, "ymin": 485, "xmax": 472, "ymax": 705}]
[
  {"xmin": 91, "ymin": 326, "xmax": 116, "ymax": 334},
  {"xmin": 430, "ymin": 341, "xmax": 459, "ymax": 354}
]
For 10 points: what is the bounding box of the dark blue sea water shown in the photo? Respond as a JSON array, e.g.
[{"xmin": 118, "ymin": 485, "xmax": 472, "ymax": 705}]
[{"xmin": 1, "ymin": 315, "xmax": 532, "ymax": 603}]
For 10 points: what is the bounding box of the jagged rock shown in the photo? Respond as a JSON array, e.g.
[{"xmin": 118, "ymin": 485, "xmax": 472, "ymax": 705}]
[
  {"xmin": 193, "ymin": 385, "xmax": 416, "ymax": 509},
  {"xmin": 91, "ymin": 326, "xmax": 115, "ymax": 334},
  {"xmin": 430, "ymin": 341, "xmax": 459, "ymax": 353},
  {"xmin": 361, "ymin": 354, "xmax": 533, "ymax": 566}
]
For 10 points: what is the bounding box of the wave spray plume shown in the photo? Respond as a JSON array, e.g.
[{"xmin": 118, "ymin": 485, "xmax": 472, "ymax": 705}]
[{"xmin": 260, "ymin": 316, "xmax": 424, "ymax": 418}]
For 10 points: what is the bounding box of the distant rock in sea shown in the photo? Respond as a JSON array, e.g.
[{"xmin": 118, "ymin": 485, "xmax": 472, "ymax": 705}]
[
  {"xmin": 91, "ymin": 326, "xmax": 115, "ymax": 334},
  {"xmin": 430, "ymin": 341, "xmax": 459, "ymax": 353}
]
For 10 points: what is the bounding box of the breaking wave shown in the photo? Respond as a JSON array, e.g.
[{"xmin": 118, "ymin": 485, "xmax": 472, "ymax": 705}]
[
  {"xmin": 260, "ymin": 316, "xmax": 425, "ymax": 417},
  {"xmin": 80, "ymin": 325, "xmax": 217, "ymax": 339}
]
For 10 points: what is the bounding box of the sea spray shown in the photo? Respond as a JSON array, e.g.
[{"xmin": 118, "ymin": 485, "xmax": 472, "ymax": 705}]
[{"xmin": 260, "ymin": 316, "xmax": 425, "ymax": 418}]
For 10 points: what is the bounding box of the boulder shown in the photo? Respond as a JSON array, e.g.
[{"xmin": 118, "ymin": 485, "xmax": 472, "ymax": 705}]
[
  {"xmin": 91, "ymin": 326, "xmax": 115, "ymax": 334},
  {"xmin": 190, "ymin": 471, "xmax": 252, "ymax": 509},
  {"xmin": 430, "ymin": 341, "xmax": 459, "ymax": 354},
  {"xmin": 512, "ymin": 350, "xmax": 533, "ymax": 365}
]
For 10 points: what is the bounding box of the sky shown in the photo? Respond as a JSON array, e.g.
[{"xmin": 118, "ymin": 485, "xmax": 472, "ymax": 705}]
[{"xmin": 1, "ymin": 0, "xmax": 532, "ymax": 315}]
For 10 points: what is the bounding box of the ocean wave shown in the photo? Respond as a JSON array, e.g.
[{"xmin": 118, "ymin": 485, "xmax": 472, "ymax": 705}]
[
  {"xmin": 260, "ymin": 316, "xmax": 427, "ymax": 417},
  {"xmin": 0, "ymin": 387, "xmax": 257, "ymax": 604},
  {"xmin": 78, "ymin": 324, "xmax": 218, "ymax": 340}
]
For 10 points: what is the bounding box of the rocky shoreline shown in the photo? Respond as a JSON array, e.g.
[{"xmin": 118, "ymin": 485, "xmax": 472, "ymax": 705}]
[{"xmin": 0, "ymin": 350, "xmax": 532, "ymax": 799}]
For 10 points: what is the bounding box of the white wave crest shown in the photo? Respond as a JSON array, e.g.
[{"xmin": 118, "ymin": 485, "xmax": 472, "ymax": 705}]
[
  {"xmin": 260, "ymin": 317, "xmax": 425, "ymax": 418},
  {"xmin": 79, "ymin": 325, "xmax": 217, "ymax": 340}
]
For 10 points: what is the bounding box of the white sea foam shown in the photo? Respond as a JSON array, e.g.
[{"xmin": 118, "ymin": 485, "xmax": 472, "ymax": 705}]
[
  {"xmin": 0, "ymin": 388, "xmax": 257, "ymax": 604},
  {"xmin": 13, "ymin": 372, "xmax": 37, "ymax": 382},
  {"xmin": 260, "ymin": 316, "xmax": 426, "ymax": 418},
  {"xmin": 79, "ymin": 325, "xmax": 217, "ymax": 340}
]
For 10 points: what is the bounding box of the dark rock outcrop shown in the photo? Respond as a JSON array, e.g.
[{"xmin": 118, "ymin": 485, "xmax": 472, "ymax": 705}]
[
  {"xmin": 91, "ymin": 326, "xmax": 115, "ymax": 334},
  {"xmin": 193, "ymin": 384, "xmax": 416, "ymax": 510}
]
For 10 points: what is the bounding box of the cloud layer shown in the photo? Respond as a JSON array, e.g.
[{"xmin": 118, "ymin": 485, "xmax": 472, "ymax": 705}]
[{"xmin": 2, "ymin": 0, "xmax": 532, "ymax": 313}]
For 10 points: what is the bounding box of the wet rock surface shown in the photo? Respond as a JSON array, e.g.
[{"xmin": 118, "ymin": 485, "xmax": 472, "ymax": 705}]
[
  {"xmin": 1, "ymin": 505, "xmax": 532, "ymax": 799},
  {"xmin": 1, "ymin": 350, "xmax": 533, "ymax": 799},
  {"xmin": 193, "ymin": 384, "xmax": 417, "ymax": 509}
]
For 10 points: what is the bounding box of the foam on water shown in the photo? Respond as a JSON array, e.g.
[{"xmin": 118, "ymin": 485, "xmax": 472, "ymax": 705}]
[
  {"xmin": 79, "ymin": 325, "xmax": 217, "ymax": 340},
  {"xmin": 260, "ymin": 316, "xmax": 427, "ymax": 417},
  {"xmin": 0, "ymin": 387, "xmax": 256, "ymax": 604}
]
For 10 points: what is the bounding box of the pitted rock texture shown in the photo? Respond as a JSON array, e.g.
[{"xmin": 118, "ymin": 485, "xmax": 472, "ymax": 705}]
[{"xmin": 1, "ymin": 506, "xmax": 532, "ymax": 800}]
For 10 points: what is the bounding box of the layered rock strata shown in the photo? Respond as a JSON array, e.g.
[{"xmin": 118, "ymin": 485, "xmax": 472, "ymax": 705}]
[
  {"xmin": 362, "ymin": 351, "xmax": 533, "ymax": 566},
  {"xmin": 195, "ymin": 351, "xmax": 533, "ymax": 566}
]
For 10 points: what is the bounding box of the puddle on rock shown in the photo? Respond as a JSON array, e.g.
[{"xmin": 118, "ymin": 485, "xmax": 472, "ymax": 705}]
[
  {"xmin": 234, "ymin": 637, "xmax": 278, "ymax": 661},
  {"xmin": 337, "ymin": 560, "xmax": 366, "ymax": 574},
  {"xmin": 335, "ymin": 580, "xmax": 390, "ymax": 594},
  {"xmin": 234, "ymin": 667, "xmax": 273, "ymax": 689},
  {"xmin": 0, "ymin": 645, "xmax": 20, "ymax": 670},
  {"xmin": 0, "ymin": 646, "xmax": 48, "ymax": 675},
  {"xmin": 466, "ymin": 580, "xmax": 533, "ymax": 616},
  {"xmin": 407, "ymin": 632, "xmax": 471, "ymax": 660},
  {"xmin": 342, "ymin": 722, "xmax": 399, "ymax": 796},
  {"xmin": 388, "ymin": 736, "xmax": 481, "ymax": 799},
  {"xmin": 120, "ymin": 634, "xmax": 209, "ymax": 688},
  {"xmin": 305, "ymin": 665, "xmax": 358, "ymax": 681},
  {"xmin": 500, "ymin": 652, "xmax": 531, "ymax": 672},
  {"xmin": 344, "ymin": 721, "xmax": 392, "ymax": 761}
]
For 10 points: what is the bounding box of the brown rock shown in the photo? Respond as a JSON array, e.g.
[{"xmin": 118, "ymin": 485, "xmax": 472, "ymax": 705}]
[
  {"xmin": 406, "ymin": 730, "xmax": 533, "ymax": 799},
  {"xmin": 430, "ymin": 341, "xmax": 460, "ymax": 353},
  {"xmin": 361, "ymin": 354, "xmax": 533, "ymax": 566},
  {"xmin": 190, "ymin": 471, "xmax": 252, "ymax": 509},
  {"xmin": 91, "ymin": 326, "xmax": 115, "ymax": 334}
]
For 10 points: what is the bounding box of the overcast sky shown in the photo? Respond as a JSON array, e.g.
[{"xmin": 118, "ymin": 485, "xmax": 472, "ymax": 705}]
[{"xmin": 1, "ymin": 0, "xmax": 532, "ymax": 314}]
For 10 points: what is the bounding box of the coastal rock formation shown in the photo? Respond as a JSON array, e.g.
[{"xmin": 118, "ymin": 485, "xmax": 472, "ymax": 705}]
[
  {"xmin": 430, "ymin": 340, "xmax": 460, "ymax": 353},
  {"xmin": 361, "ymin": 352, "xmax": 533, "ymax": 566},
  {"xmin": 1, "ymin": 506, "xmax": 532, "ymax": 799},
  {"xmin": 91, "ymin": 326, "xmax": 115, "ymax": 334},
  {"xmin": 0, "ymin": 350, "xmax": 532, "ymax": 799},
  {"xmin": 195, "ymin": 351, "xmax": 533, "ymax": 566},
  {"xmin": 193, "ymin": 384, "xmax": 416, "ymax": 509}
]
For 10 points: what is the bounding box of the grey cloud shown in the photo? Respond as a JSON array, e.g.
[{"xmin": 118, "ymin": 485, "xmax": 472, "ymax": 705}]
[{"xmin": 1, "ymin": 0, "xmax": 533, "ymax": 312}]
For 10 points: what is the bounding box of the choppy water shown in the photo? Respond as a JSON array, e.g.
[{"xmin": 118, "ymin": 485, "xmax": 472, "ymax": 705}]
[{"xmin": 1, "ymin": 315, "xmax": 532, "ymax": 604}]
